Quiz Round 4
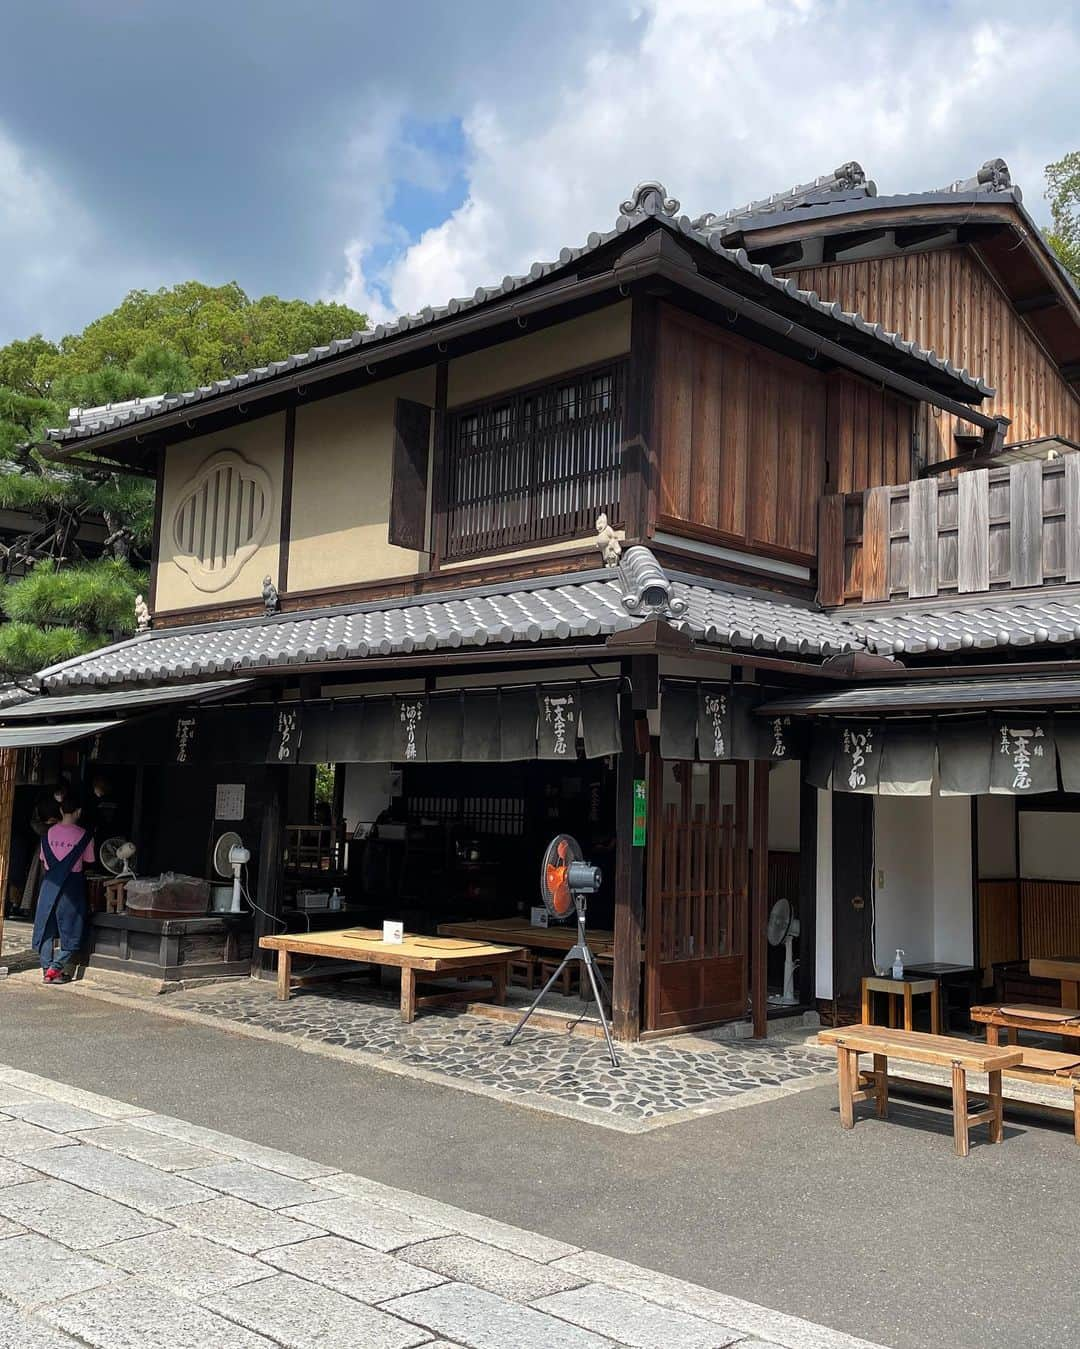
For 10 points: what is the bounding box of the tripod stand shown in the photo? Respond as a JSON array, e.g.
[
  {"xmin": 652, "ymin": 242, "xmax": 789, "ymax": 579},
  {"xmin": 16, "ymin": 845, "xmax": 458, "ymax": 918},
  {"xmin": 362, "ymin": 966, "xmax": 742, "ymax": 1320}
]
[{"xmin": 504, "ymin": 895, "xmax": 619, "ymax": 1067}]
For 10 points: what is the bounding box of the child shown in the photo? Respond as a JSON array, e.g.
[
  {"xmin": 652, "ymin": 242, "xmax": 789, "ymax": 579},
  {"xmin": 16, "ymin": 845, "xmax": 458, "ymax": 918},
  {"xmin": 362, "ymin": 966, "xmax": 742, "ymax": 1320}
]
[{"xmin": 33, "ymin": 792, "xmax": 95, "ymax": 984}]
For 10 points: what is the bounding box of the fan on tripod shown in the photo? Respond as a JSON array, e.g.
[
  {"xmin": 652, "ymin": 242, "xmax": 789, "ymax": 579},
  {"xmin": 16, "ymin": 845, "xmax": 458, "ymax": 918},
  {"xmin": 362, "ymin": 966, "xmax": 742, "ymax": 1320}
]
[
  {"xmin": 100, "ymin": 837, "xmax": 137, "ymax": 880},
  {"xmin": 767, "ymin": 897, "xmax": 801, "ymax": 1007},
  {"xmin": 504, "ymin": 835, "xmax": 619, "ymax": 1067}
]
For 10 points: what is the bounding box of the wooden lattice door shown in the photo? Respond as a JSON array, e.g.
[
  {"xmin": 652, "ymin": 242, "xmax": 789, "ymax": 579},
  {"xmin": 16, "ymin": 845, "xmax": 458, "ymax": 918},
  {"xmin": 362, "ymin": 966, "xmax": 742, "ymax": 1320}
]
[{"xmin": 645, "ymin": 756, "xmax": 749, "ymax": 1032}]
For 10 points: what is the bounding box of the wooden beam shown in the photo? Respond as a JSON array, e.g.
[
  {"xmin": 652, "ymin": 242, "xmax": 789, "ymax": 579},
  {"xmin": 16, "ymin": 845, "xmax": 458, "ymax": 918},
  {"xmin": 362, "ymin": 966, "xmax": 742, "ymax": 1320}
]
[
  {"xmin": 817, "ymin": 493, "xmax": 845, "ymax": 606},
  {"xmin": 860, "ymin": 486, "xmax": 889, "ymax": 602},
  {"xmin": 430, "ymin": 362, "xmax": 449, "ymax": 569},
  {"xmin": 623, "ymin": 293, "xmax": 659, "ymax": 540},
  {"xmin": 253, "ymin": 766, "xmax": 288, "ymax": 977},
  {"xmin": 751, "ymin": 759, "xmax": 770, "ymax": 1039},
  {"xmin": 1009, "ymin": 459, "xmax": 1043, "ymax": 588},
  {"xmin": 278, "ymin": 404, "xmax": 296, "ymax": 594},
  {"xmin": 957, "ymin": 469, "xmax": 990, "ymax": 593},
  {"xmin": 1013, "ymin": 292, "xmax": 1059, "ymax": 315},
  {"xmin": 612, "ymin": 660, "xmax": 652, "ymax": 1041}
]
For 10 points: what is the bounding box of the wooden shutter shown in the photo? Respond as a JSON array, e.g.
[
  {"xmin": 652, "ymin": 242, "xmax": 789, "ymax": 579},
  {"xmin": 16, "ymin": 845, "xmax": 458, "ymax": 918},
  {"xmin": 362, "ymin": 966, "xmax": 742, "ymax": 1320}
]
[{"xmin": 389, "ymin": 398, "xmax": 432, "ymax": 550}]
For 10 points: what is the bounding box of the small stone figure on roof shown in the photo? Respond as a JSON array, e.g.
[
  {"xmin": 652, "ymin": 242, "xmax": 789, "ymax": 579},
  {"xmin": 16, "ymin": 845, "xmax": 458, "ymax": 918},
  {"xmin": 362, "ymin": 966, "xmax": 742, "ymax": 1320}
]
[
  {"xmin": 134, "ymin": 595, "xmax": 151, "ymax": 632},
  {"xmin": 262, "ymin": 576, "xmax": 280, "ymax": 614},
  {"xmin": 595, "ymin": 514, "xmax": 622, "ymax": 568}
]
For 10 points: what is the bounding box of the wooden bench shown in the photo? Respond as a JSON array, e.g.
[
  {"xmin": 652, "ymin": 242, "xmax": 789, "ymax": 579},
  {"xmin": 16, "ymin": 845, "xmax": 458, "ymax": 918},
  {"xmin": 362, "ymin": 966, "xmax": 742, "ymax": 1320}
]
[
  {"xmin": 819, "ymin": 1025, "xmax": 1022, "ymax": 1157},
  {"xmin": 970, "ymin": 1003, "xmax": 1080, "ymax": 1046},
  {"xmin": 259, "ymin": 928, "xmax": 526, "ymax": 1024}
]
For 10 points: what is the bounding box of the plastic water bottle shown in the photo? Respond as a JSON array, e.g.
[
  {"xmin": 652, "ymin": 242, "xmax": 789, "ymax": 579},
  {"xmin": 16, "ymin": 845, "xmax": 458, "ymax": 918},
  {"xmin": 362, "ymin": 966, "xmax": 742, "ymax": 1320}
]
[{"xmin": 892, "ymin": 948, "xmax": 905, "ymax": 980}]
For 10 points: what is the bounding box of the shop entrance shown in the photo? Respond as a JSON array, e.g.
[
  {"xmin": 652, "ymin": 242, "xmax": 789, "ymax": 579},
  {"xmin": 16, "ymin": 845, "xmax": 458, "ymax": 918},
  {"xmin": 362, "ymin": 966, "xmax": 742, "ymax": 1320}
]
[{"xmin": 644, "ymin": 758, "xmax": 749, "ymax": 1032}]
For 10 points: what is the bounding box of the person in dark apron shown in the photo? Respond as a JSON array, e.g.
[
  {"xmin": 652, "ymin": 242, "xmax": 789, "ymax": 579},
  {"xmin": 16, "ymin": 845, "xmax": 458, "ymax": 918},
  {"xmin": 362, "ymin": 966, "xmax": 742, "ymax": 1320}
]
[{"xmin": 34, "ymin": 794, "xmax": 95, "ymax": 984}]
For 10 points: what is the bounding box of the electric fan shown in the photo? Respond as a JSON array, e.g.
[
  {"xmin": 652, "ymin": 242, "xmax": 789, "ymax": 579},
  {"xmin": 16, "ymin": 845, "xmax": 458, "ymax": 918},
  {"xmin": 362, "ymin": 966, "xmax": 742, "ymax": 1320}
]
[
  {"xmin": 505, "ymin": 834, "xmax": 619, "ymax": 1066},
  {"xmin": 212, "ymin": 830, "xmax": 251, "ymax": 915},
  {"xmin": 100, "ymin": 837, "xmax": 137, "ymax": 880},
  {"xmin": 766, "ymin": 897, "xmax": 801, "ymax": 1007}
]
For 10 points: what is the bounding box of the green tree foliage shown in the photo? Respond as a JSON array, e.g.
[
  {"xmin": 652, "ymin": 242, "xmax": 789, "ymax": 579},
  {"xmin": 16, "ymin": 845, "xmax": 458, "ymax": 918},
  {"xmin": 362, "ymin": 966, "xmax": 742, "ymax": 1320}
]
[
  {"xmin": 0, "ymin": 282, "xmax": 365, "ymax": 679},
  {"xmin": 1046, "ymin": 151, "xmax": 1080, "ymax": 283}
]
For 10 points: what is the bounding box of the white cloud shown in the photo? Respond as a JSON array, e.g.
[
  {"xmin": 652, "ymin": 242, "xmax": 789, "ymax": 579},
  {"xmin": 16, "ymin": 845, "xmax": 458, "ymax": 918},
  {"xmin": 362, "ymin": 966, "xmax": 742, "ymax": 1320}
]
[
  {"xmin": 330, "ymin": 0, "xmax": 1080, "ymax": 323},
  {"xmin": 0, "ymin": 123, "xmax": 187, "ymax": 344}
]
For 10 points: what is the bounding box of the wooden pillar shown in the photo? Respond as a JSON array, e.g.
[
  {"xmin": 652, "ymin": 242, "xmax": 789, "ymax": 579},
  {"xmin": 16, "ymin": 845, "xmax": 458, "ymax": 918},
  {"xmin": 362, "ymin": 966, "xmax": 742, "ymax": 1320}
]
[
  {"xmin": 254, "ymin": 766, "xmax": 288, "ymax": 976},
  {"xmin": 622, "ymin": 294, "xmax": 658, "ymax": 542},
  {"xmin": 0, "ymin": 749, "xmax": 15, "ymax": 959},
  {"xmin": 751, "ymin": 759, "xmax": 770, "ymax": 1039},
  {"xmin": 613, "ymin": 657, "xmax": 654, "ymax": 1041}
]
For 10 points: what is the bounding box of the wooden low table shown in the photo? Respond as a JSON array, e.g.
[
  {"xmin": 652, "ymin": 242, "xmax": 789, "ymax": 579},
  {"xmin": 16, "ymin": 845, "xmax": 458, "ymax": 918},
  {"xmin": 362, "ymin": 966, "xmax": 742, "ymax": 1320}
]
[
  {"xmin": 861, "ymin": 975, "xmax": 940, "ymax": 1034},
  {"xmin": 971, "ymin": 1003, "xmax": 1080, "ymax": 1045},
  {"xmin": 819, "ymin": 1025, "xmax": 1022, "ymax": 1157},
  {"xmin": 259, "ymin": 928, "xmax": 526, "ymax": 1023},
  {"xmin": 1029, "ymin": 957, "xmax": 1080, "ymax": 1010},
  {"xmin": 438, "ymin": 916, "xmax": 616, "ymax": 960}
]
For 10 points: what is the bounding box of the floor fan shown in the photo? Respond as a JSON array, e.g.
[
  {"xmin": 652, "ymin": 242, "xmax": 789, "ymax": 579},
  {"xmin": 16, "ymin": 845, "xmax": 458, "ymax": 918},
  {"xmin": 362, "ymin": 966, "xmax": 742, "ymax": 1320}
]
[
  {"xmin": 504, "ymin": 834, "xmax": 619, "ymax": 1067},
  {"xmin": 767, "ymin": 897, "xmax": 801, "ymax": 1006}
]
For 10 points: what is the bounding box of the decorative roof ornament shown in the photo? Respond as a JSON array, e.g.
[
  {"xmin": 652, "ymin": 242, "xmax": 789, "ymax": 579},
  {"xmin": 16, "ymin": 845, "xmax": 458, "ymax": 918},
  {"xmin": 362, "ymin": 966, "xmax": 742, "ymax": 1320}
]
[
  {"xmin": 619, "ymin": 181, "xmax": 681, "ymax": 221},
  {"xmin": 262, "ymin": 576, "xmax": 280, "ymax": 614},
  {"xmin": 134, "ymin": 595, "xmax": 151, "ymax": 633},
  {"xmin": 619, "ymin": 546, "xmax": 689, "ymax": 621},
  {"xmin": 941, "ymin": 158, "xmax": 1014, "ymax": 196},
  {"xmin": 595, "ymin": 514, "xmax": 622, "ymax": 568}
]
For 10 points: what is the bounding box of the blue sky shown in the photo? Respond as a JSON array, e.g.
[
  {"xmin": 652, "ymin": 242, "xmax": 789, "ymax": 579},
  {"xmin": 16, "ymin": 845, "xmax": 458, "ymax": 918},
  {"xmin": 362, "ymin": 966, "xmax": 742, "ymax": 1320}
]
[{"xmin": 1, "ymin": 0, "xmax": 1078, "ymax": 345}]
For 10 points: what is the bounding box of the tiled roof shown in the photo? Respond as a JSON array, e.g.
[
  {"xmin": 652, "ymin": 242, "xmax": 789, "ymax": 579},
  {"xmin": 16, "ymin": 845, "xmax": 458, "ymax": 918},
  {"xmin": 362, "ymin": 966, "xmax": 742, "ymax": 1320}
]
[
  {"xmin": 35, "ymin": 547, "xmax": 863, "ymax": 691},
  {"xmin": 692, "ymin": 161, "xmax": 876, "ymax": 233},
  {"xmin": 50, "ymin": 179, "xmax": 991, "ymax": 447},
  {"xmin": 849, "ymin": 595, "xmax": 1080, "ymax": 656}
]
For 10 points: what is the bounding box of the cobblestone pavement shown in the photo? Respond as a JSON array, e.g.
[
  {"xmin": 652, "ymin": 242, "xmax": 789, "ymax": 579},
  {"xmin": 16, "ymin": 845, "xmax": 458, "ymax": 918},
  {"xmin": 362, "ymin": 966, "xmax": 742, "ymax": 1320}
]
[
  {"xmin": 0, "ymin": 1062, "xmax": 883, "ymax": 1349},
  {"xmin": 144, "ymin": 980, "xmax": 835, "ymax": 1132}
]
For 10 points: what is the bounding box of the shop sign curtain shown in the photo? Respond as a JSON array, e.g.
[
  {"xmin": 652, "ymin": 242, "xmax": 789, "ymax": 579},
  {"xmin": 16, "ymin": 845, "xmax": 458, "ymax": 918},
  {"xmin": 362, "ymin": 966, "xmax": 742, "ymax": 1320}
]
[
  {"xmin": 937, "ymin": 720, "xmax": 991, "ymax": 796},
  {"xmin": 1055, "ymin": 717, "xmax": 1080, "ymax": 793},
  {"xmin": 990, "ymin": 714, "xmax": 1055, "ymax": 794},
  {"xmin": 832, "ymin": 721, "xmax": 881, "ymax": 793},
  {"xmin": 877, "ymin": 725, "xmax": 935, "ymax": 797},
  {"xmin": 536, "ymin": 684, "xmax": 579, "ymax": 761}
]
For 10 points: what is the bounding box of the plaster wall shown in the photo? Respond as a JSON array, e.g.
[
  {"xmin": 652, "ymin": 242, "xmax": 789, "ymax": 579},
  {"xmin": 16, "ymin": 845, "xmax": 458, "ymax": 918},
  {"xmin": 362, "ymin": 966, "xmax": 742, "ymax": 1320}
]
[
  {"xmin": 288, "ymin": 368, "xmax": 436, "ymax": 592},
  {"xmin": 155, "ymin": 413, "xmax": 285, "ymax": 612}
]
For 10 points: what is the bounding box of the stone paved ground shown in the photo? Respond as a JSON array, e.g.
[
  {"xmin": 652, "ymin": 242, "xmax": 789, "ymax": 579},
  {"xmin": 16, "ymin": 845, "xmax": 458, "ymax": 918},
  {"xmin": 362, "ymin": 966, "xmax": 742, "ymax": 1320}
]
[
  {"xmin": 111, "ymin": 978, "xmax": 835, "ymax": 1132},
  {"xmin": 0, "ymin": 1062, "xmax": 884, "ymax": 1349}
]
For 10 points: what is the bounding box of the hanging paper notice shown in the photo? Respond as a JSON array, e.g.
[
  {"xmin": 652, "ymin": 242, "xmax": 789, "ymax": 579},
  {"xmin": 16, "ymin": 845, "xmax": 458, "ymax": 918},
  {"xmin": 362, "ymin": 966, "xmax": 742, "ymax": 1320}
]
[{"xmin": 632, "ymin": 778, "xmax": 647, "ymax": 846}]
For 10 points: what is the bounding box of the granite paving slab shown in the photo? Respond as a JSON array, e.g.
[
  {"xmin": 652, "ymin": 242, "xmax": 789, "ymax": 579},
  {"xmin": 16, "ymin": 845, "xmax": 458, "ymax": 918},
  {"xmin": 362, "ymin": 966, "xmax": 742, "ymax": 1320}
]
[
  {"xmin": 534, "ymin": 1283, "xmax": 743, "ymax": 1348},
  {"xmin": 383, "ymin": 1281, "xmax": 619, "ymax": 1348},
  {"xmin": 42, "ymin": 1277, "xmax": 277, "ymax": 1349},
  {"xmin": 311, "ymin": 1171, "xmax": 578, "ymax": 1262},
  {"xmin": 70, "ymin": 1124, "xmax": 225, "ymax": 1172},
  {"xmin": 0, "ymin": 1157, "xmax": 40, "ymax": 1187},
  {"xmin": 180, "ymin": 1160, "xmax": 327, "ymax": 1209},
  {"xmin": 0, "ymin": 1301, "xmax": 84, "ymax": 1348},
  {"xmin": 402, "ymin": 1235, "xmax": 587, "ymax": 1303},
  {"xmin": 0, "ymin": 1179, "xmax": 165, "ymax": 1249},
  {"xmin": 204, "ymin": 1271, "xmax": 434, "ymax": 1349},
  {"xmin": 0, "ymin": 1087, "xmax": 52, "ymax": 1109},
  {"xmin": 261, "ymin": 1234, "xmax": 444, "ymax": 1303},
  {"xmin": 0, "ymin": 1120, "xmax": 73, "ymax": 1156},
  {"xmin": 3, "ymin": 1100, "xmax": 114, "ymax": 1134},
  {"xmin": 281, "ymin": 1195, "xmax": 450, "ymax": 1251},
  {"xmin": 0, "ymin": 1233, "xmax": 121, "ymax": 1309},
  {"xmin": 95, "ymin": 1229, "xmax": 273, "ymax": 1298},
  {"xmin": 128, "ymin": 1113, "xmax": 339, "ymax": 1179},
  {"xmin": 169, "ymin": 1195, "xmax": 326, "ymax": 1255},
  {"xmin": 26, "ymin": 1144, "xmax": 218, "ymax": 1213},
  {"xmin": 0, "ymin": 1068, "xmax": 149, "ymax": 1121}
]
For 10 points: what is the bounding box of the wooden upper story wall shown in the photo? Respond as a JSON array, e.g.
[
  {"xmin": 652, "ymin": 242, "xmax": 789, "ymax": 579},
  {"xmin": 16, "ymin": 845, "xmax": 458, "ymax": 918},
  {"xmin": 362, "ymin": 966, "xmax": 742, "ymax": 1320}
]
[
  {"xmin": 785, "ymin": 248, "xmax": 1080, "ymax": 466},
  {"xmin": 653, "ymin": 306, "xmax": 915, "ymax": 564}
]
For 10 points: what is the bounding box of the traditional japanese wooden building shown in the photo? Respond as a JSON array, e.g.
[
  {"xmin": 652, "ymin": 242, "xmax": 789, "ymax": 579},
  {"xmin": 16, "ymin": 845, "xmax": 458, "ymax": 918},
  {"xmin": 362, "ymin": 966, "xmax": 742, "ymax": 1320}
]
[{"xmin": 3, "ymin": 160, "xmax": 1079, "ymax": 1039}]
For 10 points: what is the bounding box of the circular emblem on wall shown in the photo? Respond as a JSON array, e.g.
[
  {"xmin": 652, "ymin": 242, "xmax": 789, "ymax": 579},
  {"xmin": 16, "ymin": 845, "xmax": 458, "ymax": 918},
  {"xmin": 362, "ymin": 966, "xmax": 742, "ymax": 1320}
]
[{"xmin": 170, "ymin": 449, "xmax": 273, "ymax": 592}]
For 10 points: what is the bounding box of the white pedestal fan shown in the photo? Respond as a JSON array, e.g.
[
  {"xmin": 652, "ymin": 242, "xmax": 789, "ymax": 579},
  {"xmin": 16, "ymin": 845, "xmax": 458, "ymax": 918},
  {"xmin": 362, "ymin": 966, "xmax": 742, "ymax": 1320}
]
[{"xmin": 767, "ymin": 897, "xmax": 801, "ymax": 1007}]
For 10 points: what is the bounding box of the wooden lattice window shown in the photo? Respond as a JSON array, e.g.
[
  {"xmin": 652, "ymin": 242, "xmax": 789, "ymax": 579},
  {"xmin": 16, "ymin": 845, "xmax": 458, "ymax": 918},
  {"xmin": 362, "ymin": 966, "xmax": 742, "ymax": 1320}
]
[{"xmin": 443, "ymin": 361, "xmax": 627, "ymax": 560}]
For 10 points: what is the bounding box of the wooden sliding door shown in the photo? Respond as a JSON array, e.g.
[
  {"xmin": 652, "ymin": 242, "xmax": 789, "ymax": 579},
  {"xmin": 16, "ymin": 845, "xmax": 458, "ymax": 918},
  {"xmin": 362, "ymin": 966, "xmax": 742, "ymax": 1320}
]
[{"xmin": 645, "ymin": 757, "xmax": 749, "ymax": 1032}]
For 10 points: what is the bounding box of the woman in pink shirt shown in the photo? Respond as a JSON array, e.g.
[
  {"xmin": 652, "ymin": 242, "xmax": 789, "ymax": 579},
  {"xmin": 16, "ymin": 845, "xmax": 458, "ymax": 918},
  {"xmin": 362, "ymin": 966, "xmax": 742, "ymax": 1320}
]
[{"xmin": 33, "ymin": 793, "xmax": 95, "ymax": 984}]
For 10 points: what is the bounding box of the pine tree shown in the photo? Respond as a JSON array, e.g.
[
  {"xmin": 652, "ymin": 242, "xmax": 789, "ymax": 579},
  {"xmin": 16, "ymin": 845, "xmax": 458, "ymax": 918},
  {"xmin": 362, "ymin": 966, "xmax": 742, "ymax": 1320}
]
[{"xmin": 0, "ymin": 283, "xmax": 364, "ymax": 680}]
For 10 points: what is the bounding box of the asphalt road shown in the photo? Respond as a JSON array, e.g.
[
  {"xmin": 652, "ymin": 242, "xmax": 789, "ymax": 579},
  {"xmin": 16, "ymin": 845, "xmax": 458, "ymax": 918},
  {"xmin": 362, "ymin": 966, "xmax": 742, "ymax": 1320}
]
[{"xmin": 1, "ymin": 981, "xmax": 1073, "ymax": 1349}]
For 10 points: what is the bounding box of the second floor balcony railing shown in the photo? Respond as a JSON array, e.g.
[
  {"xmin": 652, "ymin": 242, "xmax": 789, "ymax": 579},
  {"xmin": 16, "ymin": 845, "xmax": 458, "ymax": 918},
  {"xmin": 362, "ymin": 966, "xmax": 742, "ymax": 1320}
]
[
  {"xmin": 442, "ymin": 359, "xmax": 627, "ymax": 561},
  {"xmin": 819, "ymin": 453, "xmax": 1080, "ymax": 607}
]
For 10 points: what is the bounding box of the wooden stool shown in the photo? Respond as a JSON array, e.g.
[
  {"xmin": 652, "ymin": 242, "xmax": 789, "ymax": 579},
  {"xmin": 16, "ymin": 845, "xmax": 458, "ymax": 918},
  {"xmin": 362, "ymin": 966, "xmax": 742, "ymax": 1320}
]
[
  {"xmin": 104, "ymin": 879, "xmax": 127, "ymax": 914},
  {"xmin": 538, "ymin": 957, "xmax": 576, "ymax": 997},
  {"xmin": 861, "ymin": 975, "xmax": 940, "ymax": 1034}
]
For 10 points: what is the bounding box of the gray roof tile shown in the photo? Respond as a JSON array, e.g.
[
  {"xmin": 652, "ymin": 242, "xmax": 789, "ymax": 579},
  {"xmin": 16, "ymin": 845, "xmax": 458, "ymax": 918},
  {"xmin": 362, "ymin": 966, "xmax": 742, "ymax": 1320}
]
[
  {"xmin": 850, "ymin": 595, "xmax": 1080, "ymax": 656},
  {"xmin": 51, "ymin": 179, "xmax": 991, "ymax": 446},
  {"xmin": 35, "ymin": 548, "xmax": 862, "ymax": 691}
]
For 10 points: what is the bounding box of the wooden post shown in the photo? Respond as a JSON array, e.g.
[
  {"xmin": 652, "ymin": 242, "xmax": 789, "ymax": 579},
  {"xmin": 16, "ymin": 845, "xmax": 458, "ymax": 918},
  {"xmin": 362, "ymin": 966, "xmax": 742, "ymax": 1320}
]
[
  {"xmin": 751, "ymin": 759, "xmax": 770, "ymax": 1039},
  {"xmin": 873, "ymin": 1053, "xmax": 888, "ymax": 1119},
  {"xmin": 0, "ymin": 749, "xmax": 15, "ymax": 959},
  {"xmin": 837, "ymin": 1046, "xmax": 855, "ymax": 1129},
  {"xmin": 254, "ymin": 766, "xmax": 288, "ymax": 976},
  {"xmin": 987, "ymin": 1069, "xmax": 1004, "ymax": 1144},
  {"xmin": 951, "ymin": 1062, "xmax": 970, "ymax": 1157},
  {"xmin": 276, "ymin": 949, "xmax": 292, "ymax": 1001},
  {"xmin": 612, "ymin": 658, "xmax": 652, "ymax": 1041},
  {"xmin": 622, "ymin": 294, "xmax": 658, "ymax": 542}
]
